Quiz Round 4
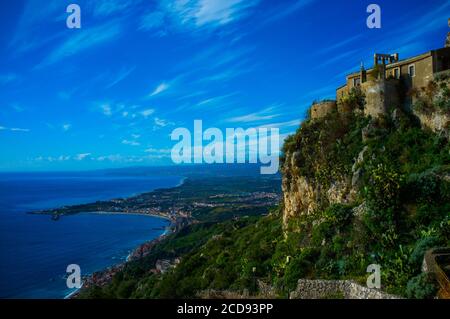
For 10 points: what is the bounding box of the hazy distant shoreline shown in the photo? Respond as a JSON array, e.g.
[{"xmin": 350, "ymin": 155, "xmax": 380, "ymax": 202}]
[{"xmin": 86, "ymin": 211, "xmax": 172, "ymax": 222}]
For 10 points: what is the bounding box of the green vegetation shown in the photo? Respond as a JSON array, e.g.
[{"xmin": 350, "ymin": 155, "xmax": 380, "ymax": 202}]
[
  {"xmin": 412, "ymin": 78, "xmax": 450, "ymax": 114},
  {"xmin": 79, "ymin": 83, "xmax": 449, "ymax": 299}
]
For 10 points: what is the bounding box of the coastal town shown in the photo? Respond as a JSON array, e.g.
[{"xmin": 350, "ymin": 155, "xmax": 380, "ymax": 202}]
[
  {"xmin": 28, "ymin": 175, "xmax": 282, "ymax": 294},
  {"xmin": 31, "ymin": 176, "xmax": 281, "ymax": 229}
]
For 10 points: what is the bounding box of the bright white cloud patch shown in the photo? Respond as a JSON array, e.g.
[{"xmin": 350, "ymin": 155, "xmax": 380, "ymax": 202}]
[
  {"xmin": 75, "ymin": 153, "xmax": 91, "ymax": 160},
  {"xmin": 150, "ymin": 82, "xmax": 169, "ymax": 97},
  {"xmin": 1, "ymin": 125, "xmax": 30, "ymax": 132},
  {"xmin": 140, "ymin": 109, "xmax": 155, "ymax": 117}
]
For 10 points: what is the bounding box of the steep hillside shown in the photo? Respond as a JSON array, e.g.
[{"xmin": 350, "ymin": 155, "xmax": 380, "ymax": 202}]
[
  {"xmin": 280, "ymin": 77, "xmax": 449, "ymax": 297},
  {"xmin": 79, "ymin": 77, "xmax": 449, "ymax": 299}
]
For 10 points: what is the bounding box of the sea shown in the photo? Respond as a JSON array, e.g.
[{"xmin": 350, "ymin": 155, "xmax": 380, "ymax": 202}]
[{"xmin": 0, "ymin": 171, "xmax": 183, "ymax": 299}]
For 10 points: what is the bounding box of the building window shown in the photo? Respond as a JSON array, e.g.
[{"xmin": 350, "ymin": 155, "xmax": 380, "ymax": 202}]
[
  {"xmin": 353, "ymin": 77, "xmax": 361, "ymax": 86},
  {"xmin": 393, "ymin": 67, "xmax": 400, "ymax": 79},
  {"xmin": 408, "ymin": 64, "xmax": 416, "ymax": 77}
]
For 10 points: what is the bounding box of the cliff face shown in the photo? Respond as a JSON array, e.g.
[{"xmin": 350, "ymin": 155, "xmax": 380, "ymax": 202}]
[
  {"xmin": 281, "ymin": 75, "xmax": 449, "ymax": 228},
  {"xmin": 280, "ymin": 95, "xmax": 367, "ymax": 228},
  {"xmin": 410, "ymin": 75, "xmax": 450, "ymax": 138},
  {"xmin": 281, "ymin": 152, "xmax": 355, "ymax": 226}
]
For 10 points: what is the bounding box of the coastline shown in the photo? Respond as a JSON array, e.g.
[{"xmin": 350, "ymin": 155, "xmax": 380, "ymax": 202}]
[
  {"xmin": 86, "ymin": 211, "xmax": 173, "ymax": 222},
  {"xmin": 71, "ymin": 232, "xmax": 170, "ymax": 299},
  {"xmin": 64, "ymin": 283, "xmax": 84, "ymax": 299},
  {"xmin": 68, "ymin": 176, "xmax": 187, "ymax": 298},
  {"xmin": 176, "ymin": 177, "xmax": 187, "ymax": 187}
]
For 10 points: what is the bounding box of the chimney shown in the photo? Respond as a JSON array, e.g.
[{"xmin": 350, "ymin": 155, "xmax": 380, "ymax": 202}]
[{"xmin": 360, "ymin": 62, "xmax": 367, "ymax": 83}]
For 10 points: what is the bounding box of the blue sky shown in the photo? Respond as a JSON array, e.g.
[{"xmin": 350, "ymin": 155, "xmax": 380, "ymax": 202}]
[{"xmin": 0, "ymin": 0, "xmax": 449, "ymax": 171}]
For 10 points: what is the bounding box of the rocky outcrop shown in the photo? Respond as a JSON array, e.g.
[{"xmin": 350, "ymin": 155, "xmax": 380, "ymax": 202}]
[
  {"xmin": 414, "ymin": 110, "xmax": 449, "ymax": 138},
  {"xmin": 282, "ymin": 151, "xmax": 356, "ymax": 226},
  {"xmin": 282, "ymin": 174, "xmax": 319, "ymax": 223},
  {"xmin": 411, "ymin": 76, "xmax": 450, "ymax": 138},
  {"xmin": 290, "ymin": 279, "xmax": 402, "ymax": 299}
]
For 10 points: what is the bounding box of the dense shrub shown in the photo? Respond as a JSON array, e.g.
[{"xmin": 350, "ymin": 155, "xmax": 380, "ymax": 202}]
[
  {"xmin": 406, "ymin": 273, "xmax": 438, "ymax": 299},
  {"xmin": 409, "ymin": 237, "xmax": 440, "ymax": 270}
]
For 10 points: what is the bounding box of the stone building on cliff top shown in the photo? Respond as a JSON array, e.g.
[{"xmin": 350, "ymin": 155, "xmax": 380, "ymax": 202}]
[{"xmin": 310, "ymin": 23, "xmax": 450, "ymax": 120}]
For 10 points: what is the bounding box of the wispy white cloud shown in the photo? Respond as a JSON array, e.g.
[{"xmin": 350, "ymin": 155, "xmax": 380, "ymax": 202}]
[
  {"xmin": 139, "ymin": 11, "xmax": 166, "ymax": 31},
  {"xmin": 140, "ymin": 109, "xmax": 155, "ymax": 117},
  {"xmin": 152, "ymin": 117, "xmax": 175, "ymax": 130},
  {"xmin": 154, "ymin": 117, "xmax": 170, "ymax": 127},
  {"xmin": 122, "ymin": 139, "xmax": 140, "ymax": 146},
  {"xmin": 62, "ymin": 123, "xmax": 72, "ymax": 132},
  {"xmin": 144, "ymin": 147, "xmax": 171, "ymax": 154},
  {"xmin": 10, "ymin": 128, "xmax": 30, "ymax": 132},
  {"xmin": 100, "ymin": 104, "xmax": 113, "ymax": 117},
  {"xmin": 189, "ymin": 0, "xmax": 259, "ymax": 26},
  {"xmin": 37, "ymin": 21, "xmax": 122, "ymax": 67},
  {"xmin": 90, "ymin": 0, "xmax": 137, "ymax": 17},
  {"xmin": 0, "ymin": 125, "xmax": 30, "ymax": 132},
  {"xmin": 315, "ymin": 49, "xmax": 360, "ymax": 69},
  {"xmin": 141, "ymin": 0, "xmax": 259, "ymax": 34},
  {"xmin": 75, "ymin": 153, "xmax": 91, "ymax": 160},
  {"xmin": 95, "ymin": 153, "xmax": 170, "ymax": 162},
  {"xmin": 149, "ymin": 82, "xmax": 170, "ymax": 97},
  {"xmin": 194, "ymin": 92, "xmax": 238, "ymax": 108},
  {"xmin": 318, "ymin": 34, "xmax": 363, "ymax": 55},
  {"xmin": 225, "ymin": 105, "xmax": 282, "ymax": 123},
  {"xmin": 106, "ymin": 66, "xmax": 136, "ymax": 89},
  {"xmin": 257, "ymin": 119, "xmax": 301, "ymax": 130},
  {"xmin": 198, "ymin": 68, "xmax": 245, "ymax": 83},
  {"xmin": 35, "ymin": 155, "xmax": 70, "ymax": 162},
  {"xmin": 35, "ymin": 153, "xmax": 91, "ymax": 162},
  {"xmin": 9, "ymin": 0, "xmax": 62, "ymax": 54},
  {"xmin": 263, "ymin": 0, "xmax": 316, "ymax": 24}
]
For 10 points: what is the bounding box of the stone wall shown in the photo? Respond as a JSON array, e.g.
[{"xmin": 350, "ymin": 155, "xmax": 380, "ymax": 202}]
[
  {"xmin": 290, "ymin": 279, "xmax": 402, "ymax": 299},
  {"xmin": 361, "ymin": 79, "xmax": 399, "ymax": 118},
  {"xmin": 310, "ymin": 101, "xmax": 337, "ymax": 120}
]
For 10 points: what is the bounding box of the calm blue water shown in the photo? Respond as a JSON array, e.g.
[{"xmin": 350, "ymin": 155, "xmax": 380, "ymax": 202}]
[{"xmin": 0, "ymin": 172, "xmax": 182, "ymax": 299}]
